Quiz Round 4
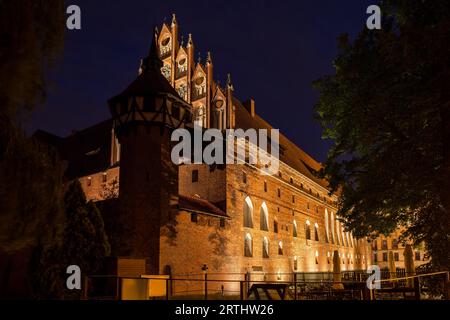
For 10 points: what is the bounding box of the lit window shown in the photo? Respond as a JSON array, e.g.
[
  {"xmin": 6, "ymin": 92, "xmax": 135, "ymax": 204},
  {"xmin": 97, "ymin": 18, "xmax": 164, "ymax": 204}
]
[
  {"xmin": 244, "ymin": 233, "xmax": 253, "ymax": 257},
  {"xmin": 392, "ymin": 239, "xmax": 399, "ymax": 249},
  {"xmin": 243, "ymin": 196, "xmax": 254, "ymax": 228},
  {"xmin": 315, "ymin": 250, "xmax": 319, "ymax": 264},
  {"xmin": 278, "ymin": 241, "xmax": 283, "ymax": 255},
  {"xmin": 263, "ymin": 237, "xmax": 269, "ymax": 258},
  {"xmin": 294, "ymin": 257, "xmax": 298, "ymax": 270},
  {"xmin": 305, "ymin": 220, "xmax": 311, "ymax": 240},
  {"xmin": 273, "ymin": 219, "xmax": 279, "ymax": 233},
  {"xmin": 260, "ymin": 202, "xmax": 269, "ymax": 231},
  {"xmin": 314, "ymin": 223, "xmax": 319, "ymax": 241},
  {"xmin": 415, "ymin": 251, "xmax": 421, "ymax": 261},
  {"xmin": 293, "ymin": 220, "xmax": 298, "ymax": 238}
]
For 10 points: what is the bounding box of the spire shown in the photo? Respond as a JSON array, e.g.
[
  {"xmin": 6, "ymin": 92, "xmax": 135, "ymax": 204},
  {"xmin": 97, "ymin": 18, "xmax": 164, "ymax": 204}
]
[
  {"xmin": 198, "ymin": 52, "xmax": 201, "ymax": 64},
  {"xmin": 187, "ymin": 33, "xmax": 193, "ymax": 47},
  {"xmin": 206, "ymin": 51, "xmax": 212, "ymax": 64},
  {"xmin": 180, "ymin": 35, "xmax": 184, "ymax": 47},
  {"xmin": 141, "ymin": 26, "xmax": 163, "ymax": 72},
  {"xmin": 227, "ymin": 73, "xmax": 234, "ymax": 90},
  {"xmin": 171, "ymin": 13, "xmax": 177, "ymax": 27}
]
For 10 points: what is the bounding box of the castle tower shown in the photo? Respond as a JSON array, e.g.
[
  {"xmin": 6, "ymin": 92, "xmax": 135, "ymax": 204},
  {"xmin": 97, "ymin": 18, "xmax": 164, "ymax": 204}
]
[{"xmin": 108, "ymin": 28, "xmax": 191, "ymax": 274}]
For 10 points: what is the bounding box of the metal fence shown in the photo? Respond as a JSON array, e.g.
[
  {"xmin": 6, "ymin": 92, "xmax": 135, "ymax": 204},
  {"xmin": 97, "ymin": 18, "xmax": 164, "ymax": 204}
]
[{"xmin": 85, "ymin": 270, "xmax": 449, "ymax": 301}]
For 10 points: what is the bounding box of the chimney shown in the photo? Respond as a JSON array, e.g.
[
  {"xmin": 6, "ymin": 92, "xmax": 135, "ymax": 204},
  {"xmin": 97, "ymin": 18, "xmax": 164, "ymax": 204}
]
[{"xmin": 243, "ymin": 99, "xmax": 255, "ymax": 117}]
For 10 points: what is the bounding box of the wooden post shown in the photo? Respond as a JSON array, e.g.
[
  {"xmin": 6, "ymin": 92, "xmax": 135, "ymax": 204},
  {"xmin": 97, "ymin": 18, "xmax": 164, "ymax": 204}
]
[
  {"xmin": 245, "ymin": 271, "xmax": 251, "ymax": 298},
  {"xmin": 83, "ymin": 276, "xmax": 88, "ymax": 300},
  {"xmin": 117, "ymin": 276, "xmax": 122, "ymax": 300},
  {"xmin": 444, "ymin": 272, "xmax": 450, "ymax": 300},
  {"xmin": 204, "ymin": 273, "xmax": 208, "ymax": 300},
  {"xmin": 166, "ymin": 278, "xmax": 169, "ymax": 300},
  {"xmin": 294, "ymin": 273, "xmax": 297, "ymax": 300},
  {"xmin": 413, "ymin": 277, "xmax": 421, "ymax": 300}
]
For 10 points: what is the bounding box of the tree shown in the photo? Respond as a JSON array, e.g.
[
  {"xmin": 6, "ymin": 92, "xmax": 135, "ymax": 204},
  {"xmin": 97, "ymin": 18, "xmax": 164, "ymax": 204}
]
[
  {"xmin": 0, "ymin": 0, "xmax": 65, "ymax": 130},
  {"xmin": 59, "ymin": 181, "xmax": 110, "ymax": 299},
  {"xmin": 314, "ymin": 0, "xmax": 450, "ymax": 270}
]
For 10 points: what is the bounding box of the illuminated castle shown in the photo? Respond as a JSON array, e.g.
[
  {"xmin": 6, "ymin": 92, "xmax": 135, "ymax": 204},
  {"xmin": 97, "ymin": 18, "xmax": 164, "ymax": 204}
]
[{"xmin": 36, "ymin": 14, "xmax": 374, "ymax": 294}]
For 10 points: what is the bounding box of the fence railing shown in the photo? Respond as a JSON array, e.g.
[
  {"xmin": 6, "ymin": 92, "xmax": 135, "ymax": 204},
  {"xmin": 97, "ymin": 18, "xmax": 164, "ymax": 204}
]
[{"xmin": 85, "ymin": 270, "xmax": 449, "ymax": 301}]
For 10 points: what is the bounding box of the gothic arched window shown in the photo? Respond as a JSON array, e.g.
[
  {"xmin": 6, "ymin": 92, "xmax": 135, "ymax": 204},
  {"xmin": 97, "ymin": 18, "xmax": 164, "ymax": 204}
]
[
  {"xmin": 305, "ymin": 220, "xmax": 311, "ymax": 240},
  {"xmin": 243, "ymin": 196, "xmax": 254, "ymax": 228},
  {"xmin": 324, "ymin": 209, "xmax": 330, "ymax": 243},
  {"xmin": 293, "ymin": 220, "xmax": 298, "ymax": 238},
  {"xmin": 244, "ymin": 233, "xmax": 253, "ymax": 257},
  {"xmin": 278, "ymin": 241, "xmax": 283, "ymax": 255},
  {"xmin": 194, "ymin": 105, "xmax": 206, "ymax": 127},
  {"xmin": 314, "ymin": 223, "xmax": 319, "ymax": 241},
  {"xmin": 260, "ymin": 202, "xmax": 269, "ymax": 231},
  {"xmin": 263, "ymin": 237, "xmax": 269, "ymax": 258}
]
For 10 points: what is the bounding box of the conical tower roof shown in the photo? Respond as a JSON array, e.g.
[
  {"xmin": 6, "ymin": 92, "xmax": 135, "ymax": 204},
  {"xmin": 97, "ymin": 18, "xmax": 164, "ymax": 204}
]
[{"xmin": 108, "ymin": 27, "xmax": 181, "ymax": 107}]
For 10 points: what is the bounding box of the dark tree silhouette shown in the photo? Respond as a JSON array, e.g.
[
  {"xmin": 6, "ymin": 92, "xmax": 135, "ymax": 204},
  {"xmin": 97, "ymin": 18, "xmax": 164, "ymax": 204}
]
[{"xmin": 314, "ymin": 0, "xmax": 450, "ymax": 269}]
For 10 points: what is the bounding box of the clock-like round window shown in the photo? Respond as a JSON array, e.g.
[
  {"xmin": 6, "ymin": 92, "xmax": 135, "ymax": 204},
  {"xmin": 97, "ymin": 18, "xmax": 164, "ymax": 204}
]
[
  {"xmin": 195, "ymin": 76, "xmax": 205, "ymax": 86},
  {"xmin": 161, "ymin": 37, "xmax": 171, "ymax": 46},
  {"xmin": 215, "ymin": 100, "xmax": 224, "ymax": 108}
]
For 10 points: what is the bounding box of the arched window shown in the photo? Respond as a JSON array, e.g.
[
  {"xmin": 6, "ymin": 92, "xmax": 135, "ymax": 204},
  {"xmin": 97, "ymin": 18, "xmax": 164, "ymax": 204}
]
[
  {"xmin": 330, "ymin": 212, "xmax": 335, "ymax": 244},
  {"xmin": 194, "ymin": 105, "xmax": 206, "ymax": 127},
  {"xmin": 263, "ymin": 237, "xmax": 269, "ymax": 258},
  {"xmin": 243, "ymin": 196, "xmax": 253, "ymax": 228},
  {"xmin": 315, "ymin": 250, "xmax": 319, "ymax": 265},
  {"xmin": 293, "ymin": 220, "xmax": 298, "ymax": 237},
  {"xmin": 273, "ymin": 218, "xmax": 279, "ymax": 233},
  {"xmin": 244, "ymin": 233, "xmax": 253, "ymax": 257},
  {"xmin": 314, "ymin": 223, "xmax": 319, "ymax": 241},
  {"xmin": 336, "ymin": 220, "xmax": 341, "ymax": 245},
  {"xmin": 324, "ymin": 209, "xmax": 330, "ymax": 243},
  {"xmin": 278, "ymin": 241, "xmax": 283, "ymax": 255},
  {"xmin": 260, "ymin": 202, "xmax": 269, "ymax": 231},
  {"xmin": 305, "ymin": 220, "xmax": 311, "ymax": 240}
]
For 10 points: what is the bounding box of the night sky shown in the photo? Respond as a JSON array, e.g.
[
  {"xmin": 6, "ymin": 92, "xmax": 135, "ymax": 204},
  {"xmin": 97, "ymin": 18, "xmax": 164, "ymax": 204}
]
[{"xmin": 26, "ymin": 0, "xmax": 375, "ymax": 162}]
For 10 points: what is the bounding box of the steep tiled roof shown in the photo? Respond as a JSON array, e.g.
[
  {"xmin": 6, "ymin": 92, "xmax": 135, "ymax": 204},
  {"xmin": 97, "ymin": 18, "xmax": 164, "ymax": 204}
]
[
  {"xmin": 233, "ymin": 97, "xmax": 329, "ymax": 189},
  {"xmin": 178, "ymin": 195, "xmax": 229, "ymax": 218},
  {"xmin": 34, "ymin": 120, "xmax": 114, "ymax": 179}
]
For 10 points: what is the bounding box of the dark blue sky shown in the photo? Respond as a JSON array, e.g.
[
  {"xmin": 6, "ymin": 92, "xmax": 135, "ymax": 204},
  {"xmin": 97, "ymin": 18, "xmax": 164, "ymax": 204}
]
[{"xmin": 26, "ymin": 0, "xmax": 375, "ymax": 162}]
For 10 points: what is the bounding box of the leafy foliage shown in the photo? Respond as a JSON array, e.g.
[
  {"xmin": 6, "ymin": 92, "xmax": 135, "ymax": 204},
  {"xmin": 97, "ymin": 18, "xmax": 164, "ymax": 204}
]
[{"xmin": 314, "ymin": 0, "xmax": 450, "ymax": 269}]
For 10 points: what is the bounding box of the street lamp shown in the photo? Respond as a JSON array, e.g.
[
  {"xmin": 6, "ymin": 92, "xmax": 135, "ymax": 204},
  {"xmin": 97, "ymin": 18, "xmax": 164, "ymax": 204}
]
[{"xmin": 202, "ymin": 264, "xmax": 208, "ymax": 300}]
